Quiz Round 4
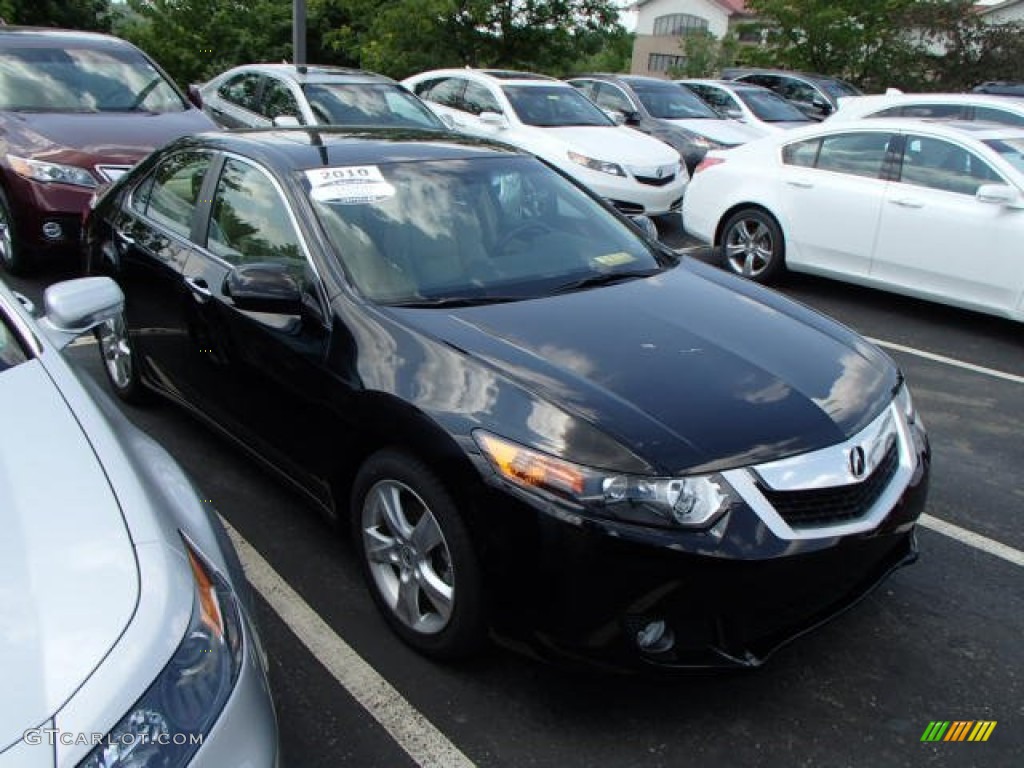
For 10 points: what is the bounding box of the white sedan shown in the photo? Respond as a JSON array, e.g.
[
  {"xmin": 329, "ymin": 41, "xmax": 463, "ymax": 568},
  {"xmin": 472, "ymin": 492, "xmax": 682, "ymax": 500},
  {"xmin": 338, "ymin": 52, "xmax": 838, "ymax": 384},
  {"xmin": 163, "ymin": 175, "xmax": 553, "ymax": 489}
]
[
  {"xmin": 683, "ymin": 119, "xmax": 1024, "ymax": 322},
  {"xmin": 402, "ymin": 68, "xmax": 687, "ymax": 218}
]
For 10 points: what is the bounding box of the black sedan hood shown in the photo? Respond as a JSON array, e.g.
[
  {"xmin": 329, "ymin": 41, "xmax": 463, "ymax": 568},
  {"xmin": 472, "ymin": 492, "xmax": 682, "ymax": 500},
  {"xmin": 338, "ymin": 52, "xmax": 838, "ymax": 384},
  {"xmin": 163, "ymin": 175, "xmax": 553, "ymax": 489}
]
[{"xmin": 394, "ymin": 261, "xmax": 898, "ymax": 474}]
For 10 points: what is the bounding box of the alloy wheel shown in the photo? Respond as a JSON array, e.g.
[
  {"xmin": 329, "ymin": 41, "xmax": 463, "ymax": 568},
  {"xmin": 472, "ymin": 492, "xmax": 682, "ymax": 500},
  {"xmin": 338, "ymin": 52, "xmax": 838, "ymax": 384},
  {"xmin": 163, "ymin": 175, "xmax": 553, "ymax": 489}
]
[
  {"xmin": 98, "ymin": 315, "xmax": 134, "ymax": 390},
  {"xmin": 361, "ymin": 479, "xmax": 455, "ymax": 635},
  {"xmin": 724, "ymin": 217, "xmax": 776, "ymax": 278}
]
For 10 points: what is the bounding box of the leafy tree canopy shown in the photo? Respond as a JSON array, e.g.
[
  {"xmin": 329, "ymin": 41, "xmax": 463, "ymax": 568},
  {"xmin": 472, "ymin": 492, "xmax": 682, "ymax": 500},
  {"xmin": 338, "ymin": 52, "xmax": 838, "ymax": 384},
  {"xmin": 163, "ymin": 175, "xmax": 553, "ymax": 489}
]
[
  {"xmin": 0, "ymin": 0, "xmax": 111, "ymax": 31},
  {"xmin": 324, "ymin": 0, "xmax": 623, "ymax": 79},
  {"xmin": 746, "ymin": 0, "xmax": 1024, "ymax": 91}
]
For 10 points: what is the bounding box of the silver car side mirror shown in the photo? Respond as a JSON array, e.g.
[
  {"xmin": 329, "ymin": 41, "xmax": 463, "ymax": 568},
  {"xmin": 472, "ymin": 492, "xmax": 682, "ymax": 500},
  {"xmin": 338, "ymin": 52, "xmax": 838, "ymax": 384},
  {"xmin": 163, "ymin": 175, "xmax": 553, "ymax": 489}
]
[
  {"xmin": 976, "ymin": 183, "xmax": 1024, "ymax": 209},
  {"xmin": 40, "ymin": 277, "xmax": 124, "ymax": 350}
]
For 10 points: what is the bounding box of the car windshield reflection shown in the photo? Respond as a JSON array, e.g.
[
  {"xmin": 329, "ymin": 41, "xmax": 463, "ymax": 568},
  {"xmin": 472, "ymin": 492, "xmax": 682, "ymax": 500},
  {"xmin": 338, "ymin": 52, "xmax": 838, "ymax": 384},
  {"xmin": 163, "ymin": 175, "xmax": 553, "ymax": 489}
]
[
  {"xmin": 302, "ymin": 82, "xmax": 444, "ymax": 129},
  {"xmin": 307, "ymin": 156, "xmax": 669, "ymax": 304},
  {"xmin": 0, "ymin": 46, "xmax": 186, "ymax": 113}
]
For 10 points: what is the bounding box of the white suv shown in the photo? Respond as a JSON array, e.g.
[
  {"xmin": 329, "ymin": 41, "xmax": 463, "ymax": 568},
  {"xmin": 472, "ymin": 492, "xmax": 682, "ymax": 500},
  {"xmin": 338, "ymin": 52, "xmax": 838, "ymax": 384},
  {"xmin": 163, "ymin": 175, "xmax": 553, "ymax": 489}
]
[{"xmin": 402, "ymin": 68, "xmax": 687, "ymax": 218}]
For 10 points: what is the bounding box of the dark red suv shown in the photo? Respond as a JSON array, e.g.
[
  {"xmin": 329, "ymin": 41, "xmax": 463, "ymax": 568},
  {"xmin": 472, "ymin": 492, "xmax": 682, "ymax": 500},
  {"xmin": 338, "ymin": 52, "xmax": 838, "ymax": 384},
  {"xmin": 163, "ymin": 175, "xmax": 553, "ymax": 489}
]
[{"xmin": 0, "ymin": 27, "xmax": 217, "ymax": 274}]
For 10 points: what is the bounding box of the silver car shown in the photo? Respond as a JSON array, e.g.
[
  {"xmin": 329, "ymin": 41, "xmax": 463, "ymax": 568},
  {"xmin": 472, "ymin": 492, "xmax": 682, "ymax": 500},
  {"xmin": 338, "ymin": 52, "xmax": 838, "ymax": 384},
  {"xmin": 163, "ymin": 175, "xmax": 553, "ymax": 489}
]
[{"xmin": 0, "ymin": 277, "xmax": 278, "ymax": 767}]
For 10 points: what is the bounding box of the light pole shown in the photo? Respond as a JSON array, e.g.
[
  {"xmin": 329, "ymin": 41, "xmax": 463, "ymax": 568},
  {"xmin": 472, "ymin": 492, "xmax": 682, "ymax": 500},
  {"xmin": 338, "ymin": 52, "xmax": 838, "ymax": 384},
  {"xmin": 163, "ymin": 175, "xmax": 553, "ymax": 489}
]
[{"xmin": 293, "ymin": 0, "xmax": 307, "ymax": 67}]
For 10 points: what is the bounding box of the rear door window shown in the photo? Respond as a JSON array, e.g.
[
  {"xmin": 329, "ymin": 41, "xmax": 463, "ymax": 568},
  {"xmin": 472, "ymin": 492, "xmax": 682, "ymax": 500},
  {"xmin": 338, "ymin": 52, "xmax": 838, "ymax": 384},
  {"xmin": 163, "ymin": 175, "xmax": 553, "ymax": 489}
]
[
  {"xmin": 814, "ymin": 132, "xmax": 894, "ymax": 178},
  {"xmin": 899, "ymin": 135, "xmax": 1003, "ymax": 195},
  {"xmin": 138, "ymin": 151, "xmax": 215, "ymax": 238},
  {"xmin": 218, "ymin": 73, "xmax": 263, "ymax": 112}
]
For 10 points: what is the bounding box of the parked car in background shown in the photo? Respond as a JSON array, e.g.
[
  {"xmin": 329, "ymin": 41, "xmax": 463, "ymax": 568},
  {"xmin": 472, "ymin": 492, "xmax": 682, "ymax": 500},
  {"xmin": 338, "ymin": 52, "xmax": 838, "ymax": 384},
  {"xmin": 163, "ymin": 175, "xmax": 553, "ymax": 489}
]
[
  {"xmin": 0, "ymin": 275, "xmax": 277, "ymax": 766},
  {"xmin": 566, "ymin": 74, "xmax": 762, "ymax": 172},
  {"xmin": 830, "ymin": 92, "xmax": 1024, "ymax": 127},
  {"xmin": 403, "ymin": 69, "xmax": 686, "ymax": 218},
  {"xmin": 85, "ymin": 127, "xmax": 929, "ymax": 670},
  {"xmin": 722, "ymin": 68, "xmax": 863, "ymax": 120},
  {"xmin": 0, "ymin": 26, "xmax": 218, "ymax": 275},
  {"xmin": 683, "ymin": 118, "xmax": 1024, "ymax": 322},
  {"xmin": 677, "ymin": 79, "xmax": 815, "ymax": 136},
  {"xmin": 197, "ymin": 63, "xmax": 447, "ymax": 132},
  {"xmin": 973, "ymin": 81, "xmax": 1024, "ymax": 97}
]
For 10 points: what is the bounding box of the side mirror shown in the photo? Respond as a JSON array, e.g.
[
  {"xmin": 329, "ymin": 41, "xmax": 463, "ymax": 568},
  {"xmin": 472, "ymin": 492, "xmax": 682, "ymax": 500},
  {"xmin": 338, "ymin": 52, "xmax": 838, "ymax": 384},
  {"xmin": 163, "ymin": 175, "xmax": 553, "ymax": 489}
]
[
  {"xmin": 976, "ymin": 183, "xmax": 1024, "ymax": 208},
  {"xmin": 629, "ymin": 214, "xmax": 660, "ymax": 241},
  {"xmin": 187, "ymin": 84, "xmax": 204, "ymax": 110},
  {"xmin": 606, "ymin": 109, "xmax": 626, "ymax": 126},
  {"xmin": 40, "ymin": 277, "xmax": 124, "ymax": 350},
  {"xmin": 479, "ymin": 111, "xmax": 507, "ymax": 128},
  {"xmin": 224, "ymin": 263, "xmax": 302, "ymax": 315},
  {"xmin": 724, "ymin": 108, "xmax": 745, "ymax": 120},
  {"xmin": 272, "ymin": 115, "xmax": 302, "ymax": 127}
]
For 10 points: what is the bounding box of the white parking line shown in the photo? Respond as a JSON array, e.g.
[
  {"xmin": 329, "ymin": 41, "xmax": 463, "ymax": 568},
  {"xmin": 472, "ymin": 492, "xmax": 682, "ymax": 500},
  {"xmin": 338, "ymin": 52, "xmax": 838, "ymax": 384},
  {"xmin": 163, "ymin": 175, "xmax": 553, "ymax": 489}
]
[
  {"xmin": 221, "ymin": 521, "xmax": 477, "ymax": 768},
  {"xmin": 920, "ymin": 514, "xmax": 1024, "ymax": 568},
  {"xmin": 866, "ymin": 337, "xmax": 1024, "ymax": 386}
]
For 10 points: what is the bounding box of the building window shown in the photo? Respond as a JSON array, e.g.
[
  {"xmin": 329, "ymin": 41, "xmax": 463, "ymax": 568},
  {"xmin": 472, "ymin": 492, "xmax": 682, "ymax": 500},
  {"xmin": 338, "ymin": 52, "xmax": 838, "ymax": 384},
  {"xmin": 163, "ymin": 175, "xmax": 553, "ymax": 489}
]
[
  {"xmin": 653, "ymin": 13, "xmax": 709, "ymax": 37},
  {"xmin": 648, "ymin": 53, "xmax": 687, "ymax": 73}
]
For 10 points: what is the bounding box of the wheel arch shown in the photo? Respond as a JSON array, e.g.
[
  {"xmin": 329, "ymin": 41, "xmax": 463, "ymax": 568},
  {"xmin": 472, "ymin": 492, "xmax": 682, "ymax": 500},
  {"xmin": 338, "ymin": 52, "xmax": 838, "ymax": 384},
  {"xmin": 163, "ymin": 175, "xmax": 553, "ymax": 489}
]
[
  {"xmin": 713, "ymin": 202, "xmax": 781, "ymax": 246},
  {"xmin": 330, "ymin": 393, "xmax": 485, "ymax": 530}
]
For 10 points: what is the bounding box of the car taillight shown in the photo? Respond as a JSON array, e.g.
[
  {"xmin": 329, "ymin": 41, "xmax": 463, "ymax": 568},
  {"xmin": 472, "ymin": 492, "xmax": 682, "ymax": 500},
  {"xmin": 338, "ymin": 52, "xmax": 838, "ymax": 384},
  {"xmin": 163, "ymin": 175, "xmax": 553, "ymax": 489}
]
[{"xmin": 694, "ymin": 157, "xmax": 725, "ymax": 174}]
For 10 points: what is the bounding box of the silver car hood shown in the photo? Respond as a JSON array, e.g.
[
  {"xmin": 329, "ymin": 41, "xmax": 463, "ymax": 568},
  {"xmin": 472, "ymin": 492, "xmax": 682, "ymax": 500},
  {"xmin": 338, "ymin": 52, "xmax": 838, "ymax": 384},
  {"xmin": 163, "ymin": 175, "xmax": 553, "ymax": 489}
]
[{"xmin": 0, "ymin": 361, "xmax": 138, "ymax": 754}]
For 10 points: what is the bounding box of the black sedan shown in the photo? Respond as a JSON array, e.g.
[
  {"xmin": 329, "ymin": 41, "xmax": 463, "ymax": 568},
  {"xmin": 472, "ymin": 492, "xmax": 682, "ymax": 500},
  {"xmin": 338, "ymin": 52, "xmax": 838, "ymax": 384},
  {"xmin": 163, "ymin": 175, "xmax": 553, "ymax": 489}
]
[{"xmin": 84, "ymin": 128, "xmax": 930, "ymax": 670}]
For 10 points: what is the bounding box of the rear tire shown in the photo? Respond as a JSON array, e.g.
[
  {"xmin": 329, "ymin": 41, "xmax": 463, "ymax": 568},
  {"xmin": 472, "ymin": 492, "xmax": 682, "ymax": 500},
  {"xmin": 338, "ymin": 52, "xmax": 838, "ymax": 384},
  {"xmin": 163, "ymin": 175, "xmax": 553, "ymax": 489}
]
[
  {"xmin": 719, "ymin": 208, "xmax": 785, "ymax": 283},
  {"xmin": 352, "ymin": 449, "xmax": 486, "ymax": 659}
]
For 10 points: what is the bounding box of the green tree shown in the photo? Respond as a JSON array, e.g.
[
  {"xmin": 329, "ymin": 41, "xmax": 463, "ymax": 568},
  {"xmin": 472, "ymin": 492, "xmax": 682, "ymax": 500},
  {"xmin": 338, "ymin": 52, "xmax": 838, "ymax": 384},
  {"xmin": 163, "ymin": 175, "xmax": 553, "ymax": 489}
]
[
  {"xmin": 670, "ymin": 30, "xmax": 739, "ymax": 78},
  {"xmin": 745, "ymin": 0, "xmax": 924, "ymax": 90},
  {"xmin": 908, "ymin": 0, "xmax": 1024, "ymax": 89},
  {"xmin": 329, "ymin": 0, "xmax": 624, "ymax": 79},
  {"xmin": 569, "ymin": 28, "xmax": 635, "ymax": 75},
  {"xmin": 0, "ymin": 0, "xmax": 111, "ymax": 31},
  {"xmin": 116, "ymin": 0, "xmax": 359, "ymax": 87}
]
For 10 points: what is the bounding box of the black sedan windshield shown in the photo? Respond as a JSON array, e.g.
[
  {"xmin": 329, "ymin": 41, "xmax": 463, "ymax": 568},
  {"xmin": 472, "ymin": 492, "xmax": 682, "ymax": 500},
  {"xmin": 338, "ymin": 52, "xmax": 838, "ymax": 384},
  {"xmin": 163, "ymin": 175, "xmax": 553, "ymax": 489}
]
[
  {"xmin": 0, "ymin": 46, "xmax": 185, "ymax": 113},
  {"xmin": 302, "ymin": 83, "xmax": 445, "ymax": 130},
  {"xmin": 632, "ymin": 84, "xmax": 719, "ymax": 120},
  {"xmin": 502, "ymin": 85, "xmax": 613, "ymax": 127},
  {"xmin": 307, "ymin": 156, "xmax": 666, "ymax": 304}
]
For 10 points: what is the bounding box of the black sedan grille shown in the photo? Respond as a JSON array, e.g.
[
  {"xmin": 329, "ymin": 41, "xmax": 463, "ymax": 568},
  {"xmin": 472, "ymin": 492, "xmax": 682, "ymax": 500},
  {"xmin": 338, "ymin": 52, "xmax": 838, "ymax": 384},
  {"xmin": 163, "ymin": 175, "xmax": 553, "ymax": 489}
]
[
  {"xmin": 634, "ymin": 173, "xmax": 676, "ymax": 187},
  {"xmin": 759, "ymin": 441, "xmax": 900, "ymax": 529}
]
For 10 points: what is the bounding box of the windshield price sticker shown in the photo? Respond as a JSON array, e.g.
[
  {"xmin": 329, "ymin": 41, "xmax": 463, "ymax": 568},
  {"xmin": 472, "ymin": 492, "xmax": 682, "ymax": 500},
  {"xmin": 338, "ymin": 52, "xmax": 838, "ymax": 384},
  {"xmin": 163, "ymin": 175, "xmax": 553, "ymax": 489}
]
[{"xmin": 306, "ymin": 166, "xmax": 396, "ymax": 204}]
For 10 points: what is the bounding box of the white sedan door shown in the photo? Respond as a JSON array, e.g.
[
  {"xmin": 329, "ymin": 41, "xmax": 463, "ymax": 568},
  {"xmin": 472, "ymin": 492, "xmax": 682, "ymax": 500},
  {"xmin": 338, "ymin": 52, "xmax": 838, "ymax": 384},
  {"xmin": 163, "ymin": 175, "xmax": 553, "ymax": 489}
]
[
  {"xmin": 776, "ymin": 130, "xmax": 896, "ymax": 278},
  {"xmin": 870, "ymin": 134, "xmax": 1024, "ymax": 315}
]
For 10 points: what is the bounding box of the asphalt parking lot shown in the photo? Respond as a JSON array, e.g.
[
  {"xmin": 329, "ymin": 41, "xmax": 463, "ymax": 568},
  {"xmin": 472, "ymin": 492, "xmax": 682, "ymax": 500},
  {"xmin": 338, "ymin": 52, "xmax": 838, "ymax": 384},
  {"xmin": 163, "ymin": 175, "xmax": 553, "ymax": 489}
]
[{"xmin": 9, "ymin": 219, "xmax": 1022, "ymax": 767}]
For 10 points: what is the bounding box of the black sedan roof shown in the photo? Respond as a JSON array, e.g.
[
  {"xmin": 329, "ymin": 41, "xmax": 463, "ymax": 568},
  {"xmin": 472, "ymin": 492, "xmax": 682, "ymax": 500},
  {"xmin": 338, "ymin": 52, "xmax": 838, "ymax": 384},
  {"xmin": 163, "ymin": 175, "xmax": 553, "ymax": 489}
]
[{"xmin": 178, "ymin": 127, "xmax": 524, "ymax": 172}]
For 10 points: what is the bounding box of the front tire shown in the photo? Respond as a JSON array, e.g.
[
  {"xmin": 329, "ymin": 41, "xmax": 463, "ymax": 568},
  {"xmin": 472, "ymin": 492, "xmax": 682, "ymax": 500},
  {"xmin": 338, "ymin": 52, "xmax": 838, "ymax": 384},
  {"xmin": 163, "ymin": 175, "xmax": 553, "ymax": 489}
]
[
  {"xmin": 720, "ymin": 208, "xmax": 785, "ymax": 283},
  {"xmin": 352, "ymin": 450, "xmax": 485, "ymax": 659},
  {"xmin": 96, "ymin": 314, "xmax": 149, "ymax": 404},
  {"xmin": 0, "ymin": 187, "xmax": 28, "ymax": 276}
]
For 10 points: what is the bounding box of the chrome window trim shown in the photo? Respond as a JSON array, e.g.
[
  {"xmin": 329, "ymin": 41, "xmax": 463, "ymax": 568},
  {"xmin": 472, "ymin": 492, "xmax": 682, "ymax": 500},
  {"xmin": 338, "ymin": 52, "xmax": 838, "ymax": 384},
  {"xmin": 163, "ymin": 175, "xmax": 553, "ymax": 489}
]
[{"xmin": 723, "ymin": 400, "xmax": 917, "ymax": 541}]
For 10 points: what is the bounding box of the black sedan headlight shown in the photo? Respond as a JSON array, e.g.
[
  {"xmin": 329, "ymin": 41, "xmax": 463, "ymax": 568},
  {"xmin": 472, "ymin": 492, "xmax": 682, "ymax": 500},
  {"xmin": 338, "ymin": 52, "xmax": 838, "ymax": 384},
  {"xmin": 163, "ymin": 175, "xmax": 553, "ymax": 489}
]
[
  {"xmin": 79, "ymin": 537, "xmax": 243, "ymax": 768},
  {"xmin": 474, "ymin": 431, "xmax": 736, "ymax": 529}
]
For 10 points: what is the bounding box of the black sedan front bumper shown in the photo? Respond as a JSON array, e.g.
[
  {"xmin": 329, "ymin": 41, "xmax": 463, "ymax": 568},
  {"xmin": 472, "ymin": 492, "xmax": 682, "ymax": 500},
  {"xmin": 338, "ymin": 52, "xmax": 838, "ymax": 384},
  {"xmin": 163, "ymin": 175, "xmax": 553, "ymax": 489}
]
[{"xmin": 475, "ymin": 446, "xmax": 929, "ymax": 671}]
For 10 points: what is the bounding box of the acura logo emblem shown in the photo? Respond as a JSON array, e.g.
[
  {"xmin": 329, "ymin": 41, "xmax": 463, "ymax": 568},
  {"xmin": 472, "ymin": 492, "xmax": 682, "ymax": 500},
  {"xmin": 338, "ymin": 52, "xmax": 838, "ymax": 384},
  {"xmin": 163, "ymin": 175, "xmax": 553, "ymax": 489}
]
[{"xmin": 849, "ymin": 446, "xmax": 867, "ymax": 479}]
